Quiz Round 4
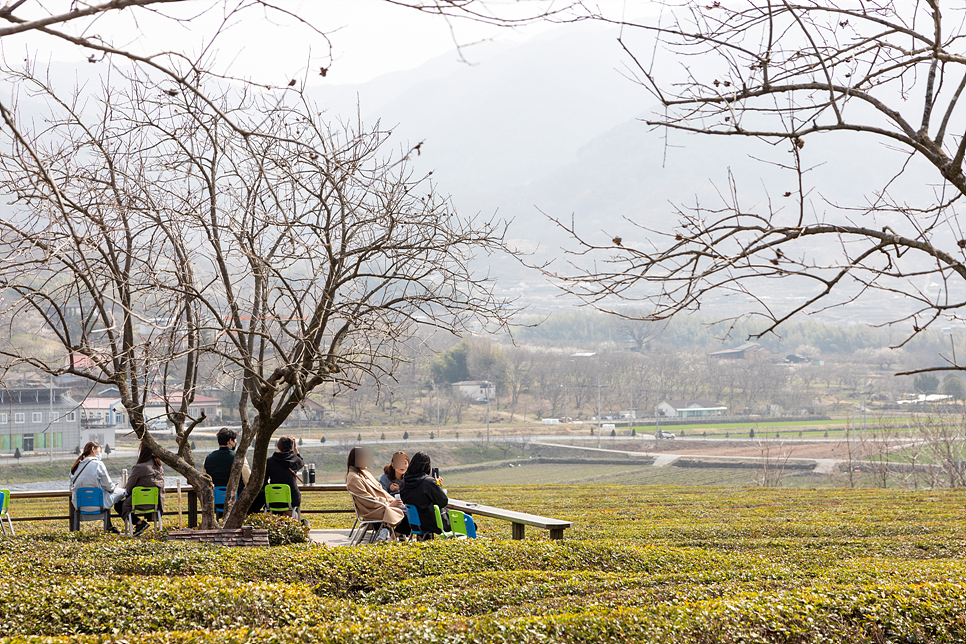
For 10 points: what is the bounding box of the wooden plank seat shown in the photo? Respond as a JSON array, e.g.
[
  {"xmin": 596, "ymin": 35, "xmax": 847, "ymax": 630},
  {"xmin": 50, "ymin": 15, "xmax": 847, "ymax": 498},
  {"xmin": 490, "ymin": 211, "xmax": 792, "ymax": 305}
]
[{"xmin": 447, "ymin": 499, "xmax": 572, "ymax": 540}]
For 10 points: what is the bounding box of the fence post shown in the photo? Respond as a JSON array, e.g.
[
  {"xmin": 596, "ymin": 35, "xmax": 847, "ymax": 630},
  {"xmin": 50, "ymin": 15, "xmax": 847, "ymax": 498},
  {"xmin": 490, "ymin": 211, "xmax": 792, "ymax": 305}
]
[{"xmin": 187, "ymin": 488, "xmax": 197, "ymax": 528}]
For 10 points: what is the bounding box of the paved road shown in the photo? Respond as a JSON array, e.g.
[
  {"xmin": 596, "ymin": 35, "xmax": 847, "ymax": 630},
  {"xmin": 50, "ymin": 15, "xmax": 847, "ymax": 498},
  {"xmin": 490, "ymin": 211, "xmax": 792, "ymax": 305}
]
[
  {"xmin": 532, "ymin": 441, "xmax": 884, "ymax": 474},
  {"xmin": 0, "ymin": 430, "xmax": 882, "ymax": 467}
]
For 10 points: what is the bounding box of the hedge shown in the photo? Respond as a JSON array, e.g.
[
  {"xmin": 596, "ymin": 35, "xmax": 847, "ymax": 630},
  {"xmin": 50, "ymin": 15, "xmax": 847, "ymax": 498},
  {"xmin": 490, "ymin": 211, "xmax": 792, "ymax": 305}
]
[
  {"xmin": 4, "ymin": 585, "xmax": 966, "ymax": 644},
  {"xmin": 0, "ymin": 577, "xmax": 359, "ymax": 636},
  {"xmin": 4, "ymin": 486, "xmax": 966, "ymax": 643}
]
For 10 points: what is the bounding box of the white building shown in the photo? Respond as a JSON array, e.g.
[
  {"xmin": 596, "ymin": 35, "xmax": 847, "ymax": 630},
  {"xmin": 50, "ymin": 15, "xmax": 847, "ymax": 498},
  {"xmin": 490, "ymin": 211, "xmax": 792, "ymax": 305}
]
[
  {"xmin": 657, "ymin": 399, "xmax": 728, "ymax": 418},
  {"xmin": 452, "ymin": 380, "xmax": 495, "ymax": 401},
  {"xmin": 78, "ymin": 397, "xmax": 125, "ymax": 449}
]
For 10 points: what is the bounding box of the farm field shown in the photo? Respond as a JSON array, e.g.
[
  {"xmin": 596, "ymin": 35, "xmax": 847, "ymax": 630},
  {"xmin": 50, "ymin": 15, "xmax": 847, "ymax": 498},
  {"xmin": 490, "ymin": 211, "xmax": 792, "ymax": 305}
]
[{"xmin": 3, "ymin": 485, "xmax": 966, "ymax": 643}]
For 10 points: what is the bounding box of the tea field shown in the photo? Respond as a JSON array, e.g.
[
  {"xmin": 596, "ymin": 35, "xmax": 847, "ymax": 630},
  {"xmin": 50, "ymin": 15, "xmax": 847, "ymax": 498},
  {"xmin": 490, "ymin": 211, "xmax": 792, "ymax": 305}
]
[{"xmin": 3, "ymin": 485, "xmax": 966, "ymax": 643}]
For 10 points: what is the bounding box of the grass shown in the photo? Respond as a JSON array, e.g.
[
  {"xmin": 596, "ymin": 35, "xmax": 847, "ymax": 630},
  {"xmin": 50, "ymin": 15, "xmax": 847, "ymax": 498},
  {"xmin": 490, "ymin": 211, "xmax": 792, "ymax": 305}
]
[{"xmin": 3, "ymin": 485, "xmax": 966, "ymax": 642}]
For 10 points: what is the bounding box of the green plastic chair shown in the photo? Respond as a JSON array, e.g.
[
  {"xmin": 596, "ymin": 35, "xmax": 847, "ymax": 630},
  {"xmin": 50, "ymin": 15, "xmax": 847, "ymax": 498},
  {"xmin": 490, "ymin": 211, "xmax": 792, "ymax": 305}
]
[
  {"xmin": 0, "ymin": 489, "xmax": 11, "ymax": 536},
  {"xmin": 448, "ymin": 509, "xmax": 473, "ymax": 539},
  {"xmin": 434, "ymin": 505, "xmax": 465, "ymax": 540},
  {"xmin": 264, "ymin": 484, "xmax": 300, "ymax": 520},
  {"xmin": 126, "ymin": 486, "xmax": 161, "ymax": 535}
]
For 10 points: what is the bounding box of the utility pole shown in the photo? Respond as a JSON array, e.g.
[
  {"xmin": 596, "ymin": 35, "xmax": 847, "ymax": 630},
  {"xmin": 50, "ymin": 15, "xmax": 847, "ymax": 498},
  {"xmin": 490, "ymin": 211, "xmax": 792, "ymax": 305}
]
[
  {"xmin": 48, "ymin": 378, "xmax": 53, "ymax": 463},
  {"xmin": 485, "ymin": 367, "xmax": 492, "ymax": 443},
  {"xmin": 571, "ymin": 352, "xmax": 598, "ymax": 445},
  {"xmin": 432, "ymin": 380, "xmax": 440, "ymax": 438},
  {"xmin": 596, "ymin": 370, "xmax": 602, "ymax": 449},
  {"xmin": 566, "ymin": 362, "xmax": 573, "ymax": 423}
]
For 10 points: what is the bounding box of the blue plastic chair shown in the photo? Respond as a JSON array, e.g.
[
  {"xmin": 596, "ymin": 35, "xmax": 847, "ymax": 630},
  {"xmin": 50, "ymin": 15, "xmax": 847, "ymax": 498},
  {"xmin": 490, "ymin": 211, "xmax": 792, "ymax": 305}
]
[
  {"xmin": 406, "ymin": 504, "xmax": 425, "ymax": 541},
  {"xmin": 464, "ymin": 514, "xmax": 477, "ymax": 539},
  {"xmin": 214, "ymin": 486, "xmax": 227, "ymax": 517},
  {"xmin": 73, "ymin": 487, "xmax": 111, "ymax": 531}
]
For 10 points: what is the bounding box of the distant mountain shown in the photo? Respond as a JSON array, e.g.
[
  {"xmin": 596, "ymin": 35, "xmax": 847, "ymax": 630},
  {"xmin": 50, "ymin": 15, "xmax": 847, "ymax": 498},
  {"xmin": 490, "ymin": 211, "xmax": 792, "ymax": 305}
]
[
  {"xmin": 311, "ymin": 30, "xmax": 946, "ymax": 322},
  {"xmin": 11, "ymin": 28, "xmax": 949, "ymax": 325},
  {"xmin": 313, "ymin": 26, "xmax": 648, "ymax": 202}
]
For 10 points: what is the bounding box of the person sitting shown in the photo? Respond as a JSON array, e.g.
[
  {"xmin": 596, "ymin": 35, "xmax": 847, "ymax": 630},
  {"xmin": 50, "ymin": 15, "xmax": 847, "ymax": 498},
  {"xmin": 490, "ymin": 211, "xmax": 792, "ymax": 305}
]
[
  {"xmin": 345, "ymin": 446, "xmax": 411, "ymax": 540},
  {"xmin": 69, "ymin": 441, "xmax": 126, "ymax": 534},
  {"xmin": 121, "ymin": 443, "xmax": 165, "ymax": 536},
  {"xmin": 203, "ymin": 427, "xmax": 252, "ymax": 490},
  {"xmin": 379, "ymin": 451, "xmax": 409, "ymax": 495},
  {"xmin": 262, "ymin": 435, "xmax": 303, "ymax": 516},
  {"xmin": 400, "ymin": 451, "xmax": 449, "ymax": 538}
]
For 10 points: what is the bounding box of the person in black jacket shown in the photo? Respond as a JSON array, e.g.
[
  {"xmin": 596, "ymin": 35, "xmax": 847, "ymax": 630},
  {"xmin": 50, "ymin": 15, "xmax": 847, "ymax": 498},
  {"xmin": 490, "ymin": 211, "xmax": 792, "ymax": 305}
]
[
  {"xmin": 262, "ymin": 435, "xmax": 304, "ymax": 515},
  {"xmin": 203, "ymin": 428, "xmax": 252, "ymax": 490},
  {"xmin": 400, "ymin": 451, "xmax": 449, "ymax": 538}
]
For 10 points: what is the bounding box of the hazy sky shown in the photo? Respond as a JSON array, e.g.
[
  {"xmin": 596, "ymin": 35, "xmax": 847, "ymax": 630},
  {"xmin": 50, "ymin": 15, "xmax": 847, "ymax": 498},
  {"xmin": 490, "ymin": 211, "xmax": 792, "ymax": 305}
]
[{"xmin": 11, "ymin": 1, "xmax": 651, "ymax": 87}]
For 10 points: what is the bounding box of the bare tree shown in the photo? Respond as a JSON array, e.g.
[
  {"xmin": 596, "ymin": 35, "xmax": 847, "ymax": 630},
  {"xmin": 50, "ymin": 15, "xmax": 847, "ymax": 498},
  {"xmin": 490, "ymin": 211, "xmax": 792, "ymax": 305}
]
[
  {"xmin": 916, "ymin": 411, "xmax": 966, "ymax": 488},
  {"xmin": 532, "ymin": 353, "xmax": 567, "ymax": 418},
  {"xmin": 501, "ymin": 345, "xmax": 537, "ymax": 415},
  {"xmin": 0, "ymin": 66, "xmax": 513, "ymax": 527},
  {"xmin": 552, "ymin": 1, "xmax": 966, "ymax": 374},
  {"xmin": 756, "ymin": 438, "xmax": 795, "ymax": 488},
  {"xmin": 447, "ymin": 389, "xmax": 471, "ymax": 425}
]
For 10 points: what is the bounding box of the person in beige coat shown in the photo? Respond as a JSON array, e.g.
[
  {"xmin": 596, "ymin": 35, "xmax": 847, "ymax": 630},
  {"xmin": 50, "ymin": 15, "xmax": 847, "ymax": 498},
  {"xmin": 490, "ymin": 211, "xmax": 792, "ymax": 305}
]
[
  {"xmin": 345, "ymin": 447, "xmax": 411, "ymax": 538},
  {"xmin": 121, "ymin": 443, "xmax": 166, "ymax": 536}
]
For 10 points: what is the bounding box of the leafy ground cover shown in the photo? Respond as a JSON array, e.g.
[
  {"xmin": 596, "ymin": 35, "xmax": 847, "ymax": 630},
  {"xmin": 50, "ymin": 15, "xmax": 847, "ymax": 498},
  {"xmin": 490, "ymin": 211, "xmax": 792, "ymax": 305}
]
[{"xmin": 3, "ymin": 486, "xmax": 966, "ymax": 643}]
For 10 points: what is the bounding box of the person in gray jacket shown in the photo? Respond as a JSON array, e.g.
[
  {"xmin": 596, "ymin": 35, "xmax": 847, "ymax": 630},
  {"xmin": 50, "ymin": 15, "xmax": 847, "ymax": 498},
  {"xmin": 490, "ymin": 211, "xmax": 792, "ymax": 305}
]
[{"xmin": 69, "ymin": 441, "xmax": 126, "ymax": 534}]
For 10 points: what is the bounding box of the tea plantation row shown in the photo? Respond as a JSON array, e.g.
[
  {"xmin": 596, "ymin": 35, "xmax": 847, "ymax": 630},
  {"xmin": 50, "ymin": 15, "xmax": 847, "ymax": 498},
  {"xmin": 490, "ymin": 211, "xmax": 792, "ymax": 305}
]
[{"xmin": 2, "ymin": 485, "xmax": 965, "ymax": 643}]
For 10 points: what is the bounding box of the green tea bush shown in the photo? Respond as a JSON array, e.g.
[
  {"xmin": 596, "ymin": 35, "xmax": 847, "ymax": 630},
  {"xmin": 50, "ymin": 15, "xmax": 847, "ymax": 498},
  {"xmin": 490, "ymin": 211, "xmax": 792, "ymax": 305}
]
[
  {"xmin": 244, "ymin": 513, "xmax": 310, "ymax": 546},
  {"xmin": 4, "ymin": 486, "xmax": 966, "ymax": 643},
  {"xmin": 0, "ymin": 577, "xmax": 360, "ymax": 636}
]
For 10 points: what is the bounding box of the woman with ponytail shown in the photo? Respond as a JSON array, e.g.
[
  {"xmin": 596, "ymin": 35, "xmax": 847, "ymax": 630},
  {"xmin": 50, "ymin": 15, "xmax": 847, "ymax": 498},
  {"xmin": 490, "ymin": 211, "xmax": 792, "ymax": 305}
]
[{"xmin": 69, "ymin": 441, "xmax": 126, "ymax": 534}]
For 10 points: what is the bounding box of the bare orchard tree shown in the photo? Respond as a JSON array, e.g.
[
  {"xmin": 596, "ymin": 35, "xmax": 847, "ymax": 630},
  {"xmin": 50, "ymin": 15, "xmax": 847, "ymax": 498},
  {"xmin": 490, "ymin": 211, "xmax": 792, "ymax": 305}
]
[
  {"xmin": 142, "ymin": 79, "xmax": 514, "ymax": 530},
  {"xmin": 555, "ymin": 1, "xmax": 966, "ymax": 373},
  {"xmin": 0, "ymin": 68, "xmax": 513, "ymax": 528},
  {"xmin": 0, "ymin": 74, "xmax": 226, "ymax": 522}
]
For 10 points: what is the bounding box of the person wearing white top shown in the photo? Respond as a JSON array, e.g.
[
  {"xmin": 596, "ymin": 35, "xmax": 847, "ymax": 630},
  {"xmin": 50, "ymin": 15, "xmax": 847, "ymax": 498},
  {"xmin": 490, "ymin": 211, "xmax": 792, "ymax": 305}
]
[{"xmin": 69, "ymin": 441, "xmax": 126, "ymax": 533}]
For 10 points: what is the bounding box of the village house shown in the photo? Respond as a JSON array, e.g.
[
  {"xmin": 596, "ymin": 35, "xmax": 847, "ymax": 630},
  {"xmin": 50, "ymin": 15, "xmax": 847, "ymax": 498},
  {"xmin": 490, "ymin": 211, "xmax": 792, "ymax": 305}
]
[{"xmin": 0, "ymin": 387, "xmax": 82, "ymax": 453}]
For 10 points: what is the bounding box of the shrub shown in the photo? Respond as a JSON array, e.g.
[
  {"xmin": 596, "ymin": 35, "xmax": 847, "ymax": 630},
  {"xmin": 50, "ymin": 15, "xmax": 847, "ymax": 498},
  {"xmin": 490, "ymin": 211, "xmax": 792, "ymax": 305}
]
[
  {"xmin": 244, "ymin": 514, "xmax": 309, "ymax": 546},
  {"xmin": 0, "ymin": 576, "xmax": 357, "ymax": 636},
  {"xmin": 8, "ymin": 487, "xmax": 966, "ymax": 643}
]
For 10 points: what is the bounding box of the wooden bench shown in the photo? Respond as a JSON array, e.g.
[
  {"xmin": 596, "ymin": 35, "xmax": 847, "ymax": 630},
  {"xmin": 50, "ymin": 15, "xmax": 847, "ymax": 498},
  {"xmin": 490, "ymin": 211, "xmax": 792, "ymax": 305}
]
[
  {"xmin": 10, "ymin": 484, "xmax": 574, "ymax": 539},
  {"xmin": 448, "ymin": 499, "xmax": 572, "ymax": 540}
]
